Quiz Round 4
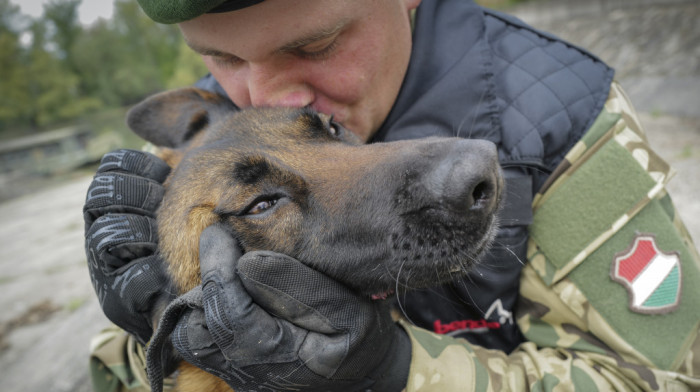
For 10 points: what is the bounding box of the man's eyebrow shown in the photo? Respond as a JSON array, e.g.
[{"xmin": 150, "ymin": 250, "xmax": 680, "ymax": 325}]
[
  {"xmin": 184, "ymin": 38, "xmax": 238, "ymax": 59},
  {"xmin": 277, "ymin": 19, "xmax": 348, "ymax": 53},
  {"xmin": 183, "ymin": 19, "xmax": 348, "ymax": 58}
]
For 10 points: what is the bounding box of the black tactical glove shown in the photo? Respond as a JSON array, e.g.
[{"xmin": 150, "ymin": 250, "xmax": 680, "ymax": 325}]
[
  {"xmin": 147, "ymin": 224, "xmax": 411, "ymax": 392},
  {"xmin": 84, "ymin": 149, "xmax": 174, "ymax": 344}
]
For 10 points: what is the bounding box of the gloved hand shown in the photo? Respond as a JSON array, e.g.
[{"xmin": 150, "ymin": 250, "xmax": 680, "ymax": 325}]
[
  {"xmin": 148, "ymin": 224, "xmax": 411, "ymax": 392},
  {"xmin": 84, "ymin": 149, "xmax": 174, "ymax": 344}
]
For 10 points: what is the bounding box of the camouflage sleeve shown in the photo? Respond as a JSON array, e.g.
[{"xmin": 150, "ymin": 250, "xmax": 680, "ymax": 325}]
[
  {"xmin": 399, "ymin": 82, "xmax": 700, "ymax": 391},
  {"xmin": 89, "ymin": 325, "xmax": 176, "ymax": 392}
]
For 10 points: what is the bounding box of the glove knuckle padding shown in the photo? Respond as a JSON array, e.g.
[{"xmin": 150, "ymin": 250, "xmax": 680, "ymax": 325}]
[
  {"xmin": 88, "ymin": 253, "xmax": 169, "ymax": 343},
  {"xmin": 83, "ymin": 149, "xmax": 168, "ymax": 226},
  {"xmin": 171, "ymin": 309, "xmax": 257, "ymax": 385},
  {"xmin": 84, "ymin": 172, "xmax": 165, "ymax": 225},
  {"xmin": 96, "ymin": 149, "xmax": 170, "ymax": 181},
  {"xmin": 86, "ymin": 214, "xmax": 158, "ymax": 272},
  {"xmin": 116, "ymin": 256, "xmax": 166, "ymax": 311}
]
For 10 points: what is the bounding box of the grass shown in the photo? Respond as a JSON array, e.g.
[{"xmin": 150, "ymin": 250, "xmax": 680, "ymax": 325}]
[
  {"xmin": 65, "ymin": 297, "xmax": 87, "ymax": 312},
  {"xmin": 678, "ymin": 144, "xmax": 694, "ymax": 159},
  {"xmin": 650, "ymin": 108, "xmax": 665, "ymax": 118}
]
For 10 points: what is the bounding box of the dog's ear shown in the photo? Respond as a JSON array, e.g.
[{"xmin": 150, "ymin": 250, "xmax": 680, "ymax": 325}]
[{"xmin": 127, "ymin": 87, "xmax": 236, "ymax": 148}]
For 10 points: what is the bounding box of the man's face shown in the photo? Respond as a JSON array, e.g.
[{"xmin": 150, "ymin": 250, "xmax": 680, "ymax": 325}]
[{"xmin": 179, "ymin": 0, "xmax": 420, "ymax": 142}]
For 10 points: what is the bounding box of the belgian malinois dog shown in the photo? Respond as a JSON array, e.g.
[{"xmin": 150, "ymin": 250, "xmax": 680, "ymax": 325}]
[{"xmin": 127, "ymin": 88, "xmax": 504, "ymax": 391}]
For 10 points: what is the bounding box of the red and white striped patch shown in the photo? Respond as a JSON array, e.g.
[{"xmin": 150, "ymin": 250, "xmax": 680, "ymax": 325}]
[{"xmin": 611, "ymin": 234, "xmax": 681, "ymax": 314}]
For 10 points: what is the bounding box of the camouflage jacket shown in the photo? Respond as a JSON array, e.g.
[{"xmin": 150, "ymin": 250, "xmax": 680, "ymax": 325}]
[
  {"xmin": 400, "ymin": 82, "xmax": 700, "ymax": 391},
  {"xmin": 90, "ymin": 325, "xmax": 175, "ymax": 392}
]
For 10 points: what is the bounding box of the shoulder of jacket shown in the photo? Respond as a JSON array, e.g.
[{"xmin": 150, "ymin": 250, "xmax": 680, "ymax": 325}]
[{"xmin": 481, "ymin": 7, "xmax": 614, "ymax": 171}]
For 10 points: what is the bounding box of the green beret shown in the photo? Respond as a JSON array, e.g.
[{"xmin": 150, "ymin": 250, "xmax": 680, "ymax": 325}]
[{"xmin": 137, "ymin": 0, "xmax": 265, "ymax": 24}]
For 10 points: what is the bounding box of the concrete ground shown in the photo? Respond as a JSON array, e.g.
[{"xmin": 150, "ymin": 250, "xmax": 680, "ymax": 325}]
[
  {"xmin": 0, "ymin": 176, "xmax": 101, "ymax": 392},
  {"xmin": 0, "ymin": 1, "xmax": 697, "ymax": 390}
]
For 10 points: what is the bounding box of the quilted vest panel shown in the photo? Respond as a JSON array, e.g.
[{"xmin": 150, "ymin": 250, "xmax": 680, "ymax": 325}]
[
  {"xmin": 381, "ymin": 0, "xmax": 614, "ymax": 353},
  {"xmin": 484, "ymin": 9, "xmax": 614, "ymax": 173}
]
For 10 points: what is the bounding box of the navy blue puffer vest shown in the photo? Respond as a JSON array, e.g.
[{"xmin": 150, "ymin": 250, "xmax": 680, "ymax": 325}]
[{"xmin": 373, "ymin": 0, "xmax": 613, "ymax": 352}]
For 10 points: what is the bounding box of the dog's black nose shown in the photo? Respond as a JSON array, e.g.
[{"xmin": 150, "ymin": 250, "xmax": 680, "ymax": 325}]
[{"xmin": 426, "ymin": 139, "xmax": 501, "ymax": 213}]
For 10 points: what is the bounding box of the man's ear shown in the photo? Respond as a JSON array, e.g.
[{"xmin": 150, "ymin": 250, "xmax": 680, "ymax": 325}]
[{"xmin": 127, "ymin": 88, "xmax": 236, "ymax": 148}]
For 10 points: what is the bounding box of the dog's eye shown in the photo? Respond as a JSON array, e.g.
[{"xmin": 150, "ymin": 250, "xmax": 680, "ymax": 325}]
[{"xmin": 247, "ymin": 198, "xmax": 278, "ymax": 215}]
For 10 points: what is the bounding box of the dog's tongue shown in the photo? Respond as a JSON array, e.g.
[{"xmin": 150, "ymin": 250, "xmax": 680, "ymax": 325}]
[{"xmin": 370, "ymin": 289, "xmax": 395, "ymax": 300}]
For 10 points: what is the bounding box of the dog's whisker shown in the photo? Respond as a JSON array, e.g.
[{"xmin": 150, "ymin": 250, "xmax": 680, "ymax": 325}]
[
  {"xmin": 395, "ymin": 260, "xmax": 418, "ymax": 326},
  {"xmin": 380, "ymin": 259, "xmax": 415, "ymax": 292},
  {"xmin": 493, "ymin": 241, "xmax": 525, "ymax": 266},
  {"xmin": 500, "ymin": 162, "xmax": 551, "ymax": 176},
  {"xmin": 453, "ymin": 87, "xmax": 487, "ymax": 139},
  {"xmin": 455, "ymin": 278, "xmax": 485, "ymax": 315}
]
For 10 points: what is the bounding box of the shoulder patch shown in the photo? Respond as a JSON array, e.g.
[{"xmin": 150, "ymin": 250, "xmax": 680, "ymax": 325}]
[{"xmin": 611, "ymin": 234, "xmax": 681, "ymax": 314}]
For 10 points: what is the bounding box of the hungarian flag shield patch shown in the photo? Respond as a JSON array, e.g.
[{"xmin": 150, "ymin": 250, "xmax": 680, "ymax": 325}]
[{"xmin": 611, "ymin": 234, "xmax": 681, "ymax": 314}]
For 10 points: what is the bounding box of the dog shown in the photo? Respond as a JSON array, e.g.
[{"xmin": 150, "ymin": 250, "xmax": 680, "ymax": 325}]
[{"xmin": 127, "ymin": 87, "xmax": 504, "ymax": 391}]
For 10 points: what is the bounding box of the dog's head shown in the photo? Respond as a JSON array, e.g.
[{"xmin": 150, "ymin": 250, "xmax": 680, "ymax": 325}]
[{"xmin": 128, "ymin": 88, "xmax": 503, "ymax": 297}]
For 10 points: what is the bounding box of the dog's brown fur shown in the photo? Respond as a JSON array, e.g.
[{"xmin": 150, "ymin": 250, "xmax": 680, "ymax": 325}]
[{"xmin": 128, "ymin": 88, "xmax": 504, "ymax": 391}]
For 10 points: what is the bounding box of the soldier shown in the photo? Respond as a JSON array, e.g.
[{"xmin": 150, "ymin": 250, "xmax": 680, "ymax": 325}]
[{"xmin": 84, "ymin": 0, "xmax": 700, "ymax": 390}]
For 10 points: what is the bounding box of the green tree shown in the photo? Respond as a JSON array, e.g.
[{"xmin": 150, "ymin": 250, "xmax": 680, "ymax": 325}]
[
  {"xmin": 0, "ymin": 0, "xmax": 32, "ymax": 130},
  {"xmin": 26, "ymin": 19, "xmax": 101, "ymax": 127},
  {"xmin": 0, "ymin": 0, "xmax": 204, "ymax": 136},
  {"xmin": 71, "ymin": 19, "xmax": 129, "ymax": 107},
  {"xmin": 71, "ymin": 0, "xmax": 182, "ymax": 106},
  {"xmin": 0, "ymin": 0, "xmax": 104, "ymax": 133},
  {"xmin": 43, "ymin": 0, "xmax": 81, "ymax": 62}
]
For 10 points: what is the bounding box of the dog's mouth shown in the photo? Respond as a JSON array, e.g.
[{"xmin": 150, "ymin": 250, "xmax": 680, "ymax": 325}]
[
  {"xmin": 368, "ymin": 263, "xmax": 469, "ymax": 300},
  {"xmin": 333, "ymin": 210, "xmax": 500, "ymax": 299},
  {"xmin": 387, "ymin": 208, "xmax": 498, "ymax": 278}
]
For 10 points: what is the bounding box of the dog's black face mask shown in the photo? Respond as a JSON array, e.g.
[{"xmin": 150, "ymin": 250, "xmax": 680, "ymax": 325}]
[{"xmin": 128, "ymin": 88, "xmax": 503, "ymax": 297}]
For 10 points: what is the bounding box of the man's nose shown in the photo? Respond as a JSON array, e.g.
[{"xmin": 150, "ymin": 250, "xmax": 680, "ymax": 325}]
[{"xmin": 247, "ymin": 62, "xmax": 315, "ymax": 108}]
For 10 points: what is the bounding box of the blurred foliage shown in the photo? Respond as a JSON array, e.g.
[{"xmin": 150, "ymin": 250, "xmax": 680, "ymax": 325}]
[{"xmin": 0, "ymin": 0, "xmax": 207, "ymax": 139}]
